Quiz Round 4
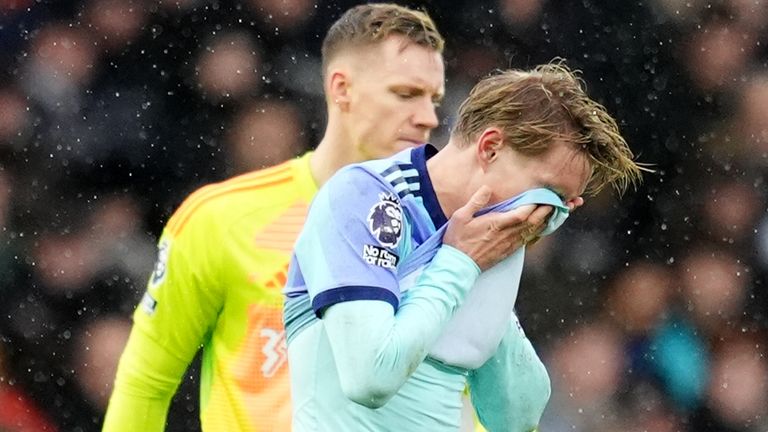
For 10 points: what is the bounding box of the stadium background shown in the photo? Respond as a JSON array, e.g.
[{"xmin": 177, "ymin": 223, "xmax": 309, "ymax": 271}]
[{"xmin": 1, "ymin": 0, "xmax": 767, "ymax": 430}]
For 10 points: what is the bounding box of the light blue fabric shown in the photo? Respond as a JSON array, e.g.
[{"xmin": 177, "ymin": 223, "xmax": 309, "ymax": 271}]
[
  {"xmin": 289, "ymin": 246, "xmax": 479, "ymax": 431},
  {"xmin": 285, "ymin": 140, "xmax": 568, "ymax": 431},
  {"xmin": 286, "ymin": 145, "xmax": 488, "ymax": 431},
  {"xmin": 414, "ymin": 188, "xmax": 567, "ymax": 369},
  {"xmin": 403, "ymin": 187, "xmax": 566, "ymax": 432},
  {"xmin": 468, "ymin": 313, "xmax": 551, "ymax": 432},
  {"xmin": 288, "ymin": 188, "xmax": 565, "ymax": 432},
  {"xmin": 398, "ymin": 188, "xmax": 568, "ymax": 277}
]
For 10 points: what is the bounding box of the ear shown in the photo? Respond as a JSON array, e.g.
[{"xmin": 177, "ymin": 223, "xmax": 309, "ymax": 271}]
[
  {"xmin": 476, "ymin": 127, "xmax": 505, "ymax": 167},
  {"xmin": 327, "ymin": 69, "xmax": 352, "ymax": 111}
]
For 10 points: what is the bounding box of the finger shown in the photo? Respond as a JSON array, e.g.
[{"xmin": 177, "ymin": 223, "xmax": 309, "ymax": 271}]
[
  {"xmin": 520, "ymin": 206, "xmax": 554, "ymax": 241},
  {"xmin": 492, "ymin": 204, "xmax": 538, "ymax": 229},
  {"xmin": 527, "ymin": 205, "xmax": 553, "ymax": 227},
  {"xmin": 455, "ymin": 185, "xmax": 492, "ymax": 219}
]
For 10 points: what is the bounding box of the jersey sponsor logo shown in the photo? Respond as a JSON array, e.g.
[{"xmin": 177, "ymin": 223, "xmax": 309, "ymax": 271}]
[
  {"xmin": 367, "ymin": 192, "xmax": 403, "ymax": 248},
  {"xmin": 150, "ymin": 239, "xmax": 171, "ymax": 286},
  {"xmin": 362, "ymin": 244, "xmax": 399, "ymax": 269}
]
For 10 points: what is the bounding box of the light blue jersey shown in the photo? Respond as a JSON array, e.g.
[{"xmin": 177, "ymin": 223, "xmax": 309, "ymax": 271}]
[
  {"xmin": 283, "ymin": 144, "xmax": 566, "ymax": 431},
  {"xmin": 285, "ymin": 145, "xmax": 471, "ymax": 431}
]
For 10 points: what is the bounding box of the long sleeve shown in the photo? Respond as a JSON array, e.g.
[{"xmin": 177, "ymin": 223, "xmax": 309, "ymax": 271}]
[
  {"xmin": 468, "ymin": 314, "xmax": 551, "ymax": 432},
  {"xmin": 103, "ymin": 212, "xmax": 224, "ymax": 431},
  {"xmin": 322, "ymin": 245, "xmax": 480, "ymax": 409},
  {"xmin": 102, "ymin": 327, "xmax": 188, "ymax": 431}
]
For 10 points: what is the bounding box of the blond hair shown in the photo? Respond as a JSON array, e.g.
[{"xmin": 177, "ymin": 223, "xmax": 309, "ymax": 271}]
[
  {"xmin": 452, "ymin": 61, "xmax": 644, "ymax": 195},
  {"xmin": 321, "ymin": 3, "xmax": 444, "ymax": 73}
]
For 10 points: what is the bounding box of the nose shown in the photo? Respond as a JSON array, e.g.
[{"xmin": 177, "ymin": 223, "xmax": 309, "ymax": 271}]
[{"xmin": 413, "ymin": 98, "xmax": 439, "ymax": 131}]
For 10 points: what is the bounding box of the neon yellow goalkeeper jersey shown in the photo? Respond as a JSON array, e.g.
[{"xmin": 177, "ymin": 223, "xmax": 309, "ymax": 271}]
[{"xmin": 103, "ymin": 153, "xmax": 317, "ymax": 431}]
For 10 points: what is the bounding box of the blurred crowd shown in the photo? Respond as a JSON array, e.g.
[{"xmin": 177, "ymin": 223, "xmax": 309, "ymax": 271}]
[{"xmin": 0, "ymin": 0, "xmax": 767, "ymax": 431}]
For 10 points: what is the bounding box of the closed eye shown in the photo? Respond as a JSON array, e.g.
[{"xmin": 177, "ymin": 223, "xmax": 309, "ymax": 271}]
[
  {"xmin": 393, "ymin": 88, "xmax": 420, "ymax": 99},
  {"xmin": 391, "ymin": 85, "xmax": 442, "ymax": 101}
]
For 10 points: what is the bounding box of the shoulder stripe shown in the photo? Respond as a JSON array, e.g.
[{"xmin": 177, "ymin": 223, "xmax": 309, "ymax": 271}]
[
  {"xmin": 380, "ymin": 165, "xmax": 400, "ymax": 178},
  {"xmin": 399, "ymin": 167, "xmax": 418, "ymax": 179},
  {"xmin": 167, "ymin": 169, "xmax": 294, "ymax": 236},
  {"xmin": 170, "ymin": 164, "xmax": 293, "ymax": 227},
  {"xmin": 167, "ymin": 162, "xmax": 293, "ymax": 233},
  {"xmin": 393, "ymin": 181, "xmax": 411, "ymax": 196},
  {"xmin": 381, "ymin": 163, "xmax": 422, "ymax": 200},
  {"xmin": 397, "ymin": 188, "xmax": 423, "ymax": 199},
  {"xmin": 393, "ymin": 182, "xmax": 414, "ymax": 195},
  {"xmin": 225, "ymin": 161, "xmax": 294, "ymax": 184},
  {"xmin": 389, "ymin": 176, "xmax": 406, "ymax": 188}
]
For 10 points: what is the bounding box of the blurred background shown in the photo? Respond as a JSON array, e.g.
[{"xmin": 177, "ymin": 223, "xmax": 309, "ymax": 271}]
[{"xmin": 1, "ymin": 0, "xmax": 767, "ymax": 431}]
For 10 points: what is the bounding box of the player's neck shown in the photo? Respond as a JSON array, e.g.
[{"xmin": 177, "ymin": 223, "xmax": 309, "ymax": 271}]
[
  {"xmin": 426, "ymin": 143, "xmax": 473, "ymax": 218},
  {"xmin": 310, "ymin": 121, "xmax": 359, "ymax": 187}
]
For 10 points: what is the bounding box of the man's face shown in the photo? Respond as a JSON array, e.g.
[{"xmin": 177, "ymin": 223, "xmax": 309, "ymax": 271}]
[
  {"xmin": 345, "ymin": 35, "xmax": 445, "ymax": 160},
  {"xmin": 488, "ymin": 138, "xmax": 591, "ymax": 208}
]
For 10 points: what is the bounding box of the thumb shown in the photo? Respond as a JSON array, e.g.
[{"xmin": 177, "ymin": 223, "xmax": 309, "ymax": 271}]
[{"xmin": 458, "ymin": 185, "xmax": 492, "ymax": 218}]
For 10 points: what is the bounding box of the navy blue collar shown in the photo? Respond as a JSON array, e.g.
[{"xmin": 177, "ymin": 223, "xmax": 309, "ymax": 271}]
[{"xmin": 411, "ymin": 144, "xmax": 448, "ymax": 228}]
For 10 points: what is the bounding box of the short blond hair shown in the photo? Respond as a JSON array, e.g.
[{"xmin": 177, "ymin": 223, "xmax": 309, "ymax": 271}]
[
  {"xmin": 321, "ymin": 3, "xmax": 444, "ymax": 73},
  {"xmin": 452, "ymin": 61, "xmax": 644, "ymax": 195}
]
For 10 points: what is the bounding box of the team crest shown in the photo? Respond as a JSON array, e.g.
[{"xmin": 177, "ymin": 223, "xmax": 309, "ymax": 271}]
[{"xmin": 367, "ymin": 192, "xmax": 403, "ymax": 248}]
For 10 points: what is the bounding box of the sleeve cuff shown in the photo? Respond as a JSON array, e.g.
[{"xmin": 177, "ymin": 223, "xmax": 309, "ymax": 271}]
[{"xmin": 312, "ymin": 286, "xmax": 399, "ymax": 318}]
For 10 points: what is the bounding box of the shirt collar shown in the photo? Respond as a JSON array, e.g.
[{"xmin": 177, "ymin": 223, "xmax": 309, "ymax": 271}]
[{"xmin": 411, "ymin": 144, "xmax": 448, "ymax": 228}]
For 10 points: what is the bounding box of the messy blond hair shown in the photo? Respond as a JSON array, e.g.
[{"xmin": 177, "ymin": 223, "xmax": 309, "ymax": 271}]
[
  {"xmin": 452, "ymin": 61, "xmax": 644, "ymax": 195},
  {"xmin": 321, "ymin": 3, "xmax": 444, "ymax": 73}
]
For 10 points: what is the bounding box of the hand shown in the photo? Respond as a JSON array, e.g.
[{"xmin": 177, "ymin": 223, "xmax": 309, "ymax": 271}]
[
  {"xmin": 526, "ymin": 195, "xmax": 585, "ymax": 246},
  {"xmin": 442, "ymin": 186, "xmax": 553, "ymax": 271}
]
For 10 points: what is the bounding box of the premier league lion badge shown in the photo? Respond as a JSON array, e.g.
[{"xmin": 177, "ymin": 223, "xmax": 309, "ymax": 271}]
[{"xmin": 367, "ymin": 192, "xmax": 403, "ymax": 248}]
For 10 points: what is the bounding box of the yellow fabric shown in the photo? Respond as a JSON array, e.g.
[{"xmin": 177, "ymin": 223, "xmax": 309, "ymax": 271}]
[
  {"xmin": 103, "ymin": 154, "xmax": 317, "ymax": 431},
  {"xmin": 475, "ymin": 418, "xmax": 489, "ymax": 432}
]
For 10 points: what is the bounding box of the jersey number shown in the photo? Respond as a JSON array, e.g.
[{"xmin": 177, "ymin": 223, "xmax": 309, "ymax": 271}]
[{"xmin": 259, "ymin": 328, "xmax": 287, "ymax": 378}]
